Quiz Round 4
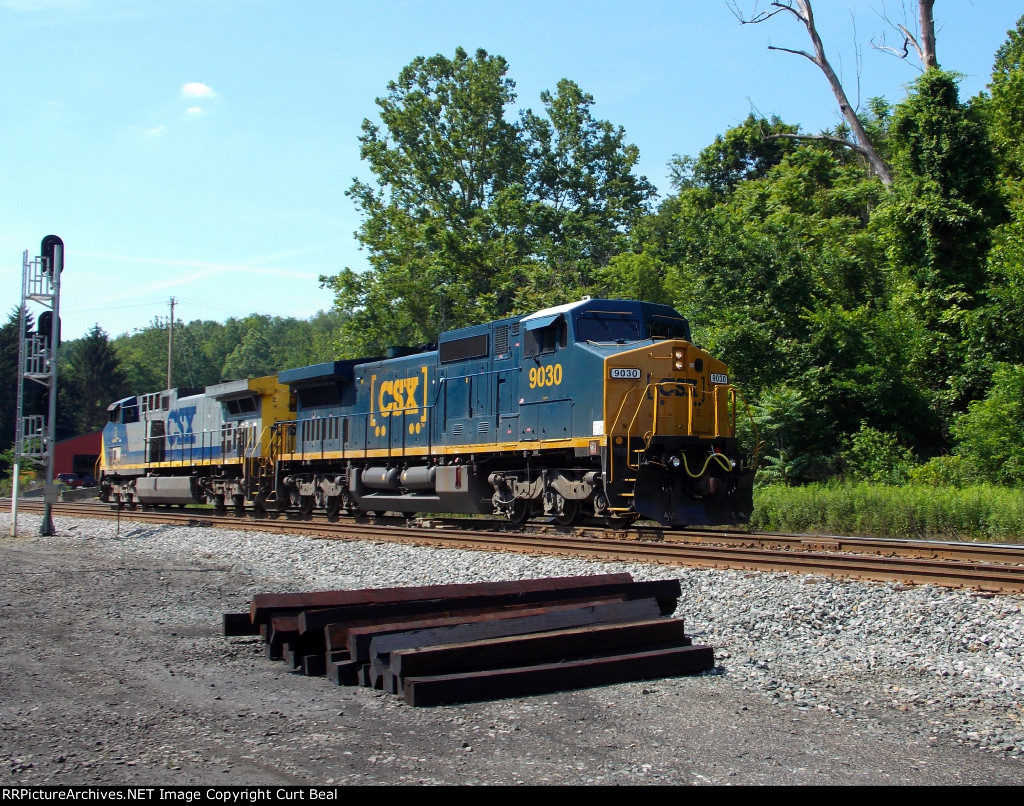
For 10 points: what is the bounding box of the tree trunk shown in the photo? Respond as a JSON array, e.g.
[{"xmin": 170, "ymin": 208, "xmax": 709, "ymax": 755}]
[{"xmin": 733, "ymin": 0, "xmax": 894, "ymax": 187}]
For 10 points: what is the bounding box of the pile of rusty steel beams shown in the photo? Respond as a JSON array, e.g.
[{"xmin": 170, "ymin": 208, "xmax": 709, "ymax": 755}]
[{"xmin": 223, "ymin": 572, "xmax": 715, "ymax": 706}]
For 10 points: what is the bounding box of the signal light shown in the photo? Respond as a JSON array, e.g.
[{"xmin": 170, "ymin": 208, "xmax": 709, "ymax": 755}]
[
  {"xmin": 40, "ymin": 235, "xmax": 64, "ymax": 278},
  {"xmin": 36, "ymin": 312, "xmax": 60, "ymax": 348}
]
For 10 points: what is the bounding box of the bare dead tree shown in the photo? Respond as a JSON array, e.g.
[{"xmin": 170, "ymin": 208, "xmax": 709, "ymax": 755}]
[
  {"xmin": 871, "ymin": 0, "xmax": 937, "ymax": 69},
  {"xmin": 729, "ymin": 0, "xmax": 895, "ymax": 186}
]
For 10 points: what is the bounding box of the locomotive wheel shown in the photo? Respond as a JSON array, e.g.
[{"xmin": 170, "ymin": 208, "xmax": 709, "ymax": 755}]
[
  {"xmin": 604, "ymin": 512, "xmax": 638, "ymax": 529},
  {"xmin": 374, "ymin": 510, "xmax": 388, "ymax": 518},
  {"xmin": 213, "ymin": 494, "xmax": 226, "ymax": 514},
  {"xmin": 252, "ymin": 491, "xmax": 268, "ymax": 518},
  {"xmin": 325, "ymin": 495, "xmax": 341, "ymax": 521},
  {"xmin": 553, "ymin": 498, "xmax": 580, "ymax": 528},
  {"xmin": 232, "ymin": 494, "xmax": 245, "ymax": 516},
  {"xmin": 508, "ymin": 498, "xmax": 531, "ymax": 525},
  {"xmin": 299, "ymin": 495, "xmax": 315, "ymax": 517}
]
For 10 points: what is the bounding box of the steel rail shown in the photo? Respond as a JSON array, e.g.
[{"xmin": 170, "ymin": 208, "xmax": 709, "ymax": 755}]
[{"xmin": 9, "ymin": 499, "xmax": 1024, "ymax": 595}]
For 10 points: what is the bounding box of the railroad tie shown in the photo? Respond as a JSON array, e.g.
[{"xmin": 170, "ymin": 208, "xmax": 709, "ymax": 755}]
[{"xmin": 225, "ymin": 573, "xmax": 714, "ymax": 706}]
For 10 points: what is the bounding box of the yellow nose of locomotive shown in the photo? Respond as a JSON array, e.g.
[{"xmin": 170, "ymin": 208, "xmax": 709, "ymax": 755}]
[
  {"xmin": 603, "ymin": 340, "xmax": 751, "ymax": 527},
  {"xmin": 604, "ymin": 340, "xmax": 736, "ymax": 442}
]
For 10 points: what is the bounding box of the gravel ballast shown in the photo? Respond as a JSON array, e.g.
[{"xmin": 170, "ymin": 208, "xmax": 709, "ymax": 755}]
[{"xmin": 1, "ymin": 511, "xmax": 1023, "ymax": 786}]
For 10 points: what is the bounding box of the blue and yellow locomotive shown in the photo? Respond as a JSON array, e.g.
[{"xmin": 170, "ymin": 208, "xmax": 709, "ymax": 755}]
[
  {"xmin": 99, "ymin": 375, "xmax": 292, "ymax": 512},
  {"xmin": 99, "ymin": 298, "xmax": 755, "ymax": 528}
]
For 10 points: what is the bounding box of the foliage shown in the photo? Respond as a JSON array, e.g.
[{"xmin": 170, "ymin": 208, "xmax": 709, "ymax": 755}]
[
  {"xmin": 0, "ymin": 308, "xmax": 23, "ymax": 457},
  {"xmin": 751, "ymin": 481, "xmax": 1024, "ymax": 541},
  {"xmin": 908, "ymin": 455, "xmax": 972, "ymax": 488},
  {"xmin": 986, "ymin": 15, "xmax": 1024, "ymax": 189},
  {"xmin": 839, "ymin": 422, "xmax": 915, "ymax": 485},
  {"xmin": 950, "ymin": 364, "xmax": 1024, "ymax": 486},
  {"xmin": 112, "ymin": 311, "xmax": 345, "ymax": 392},
  {"xmin": 743, "ymin": 385, "xmax": 820, "ymax": 485},
  {"xmin": 0, "ymin": 446, "xmax": 37, "ymax": 496},
  {"xmin": 873, "ymin": 70, "xmax": 1007, "ymax": 430},
  {"xmin": 666, "ymin": 114, "xmax": 798, "ymax": 195},
  {"xmin": 321, "ymin": 48, "xmax": 655, "ymax": 356},
  {"xmin": 975, "ymin": 18, "xmax": 1024, "ymax": 369},
  {"xmin": 878, "ymin": 69, "xmax": 1003, "ymax": 297},
  {"xmin": 517, "ymin": 79, "xmax": 657, "ymax": 302},
  {"xmin": 59, "ymin": 325, "xmax": 129, "ymax": 434}
]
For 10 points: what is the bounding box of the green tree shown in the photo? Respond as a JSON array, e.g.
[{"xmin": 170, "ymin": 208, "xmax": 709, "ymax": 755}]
[
  {"xmin": 518, "ymin": 79, "xmax": 656, "ymax": 303},
  {"xmin": 667, "ymin": 114, "xmax": 798, "ymax": 196},
  {"xmin": 323, "ymin": 47, "xmax": 527, "ymax": 356},
  {"xmin": 745, "ymin": 385, "xmax": 816, "ymax": 486},
  {"xmin": 975, "ymin": 15, "xmax": 1024, "ymax": 367},
  {"xmin": 986, "ymin": 15, "xmax": 1024, "ymax": 191},
  {"xmin": 221, "ymin": 326, "xmax": 276, "ymax": 381},
  {"xmin": 632, "ymin": 112, "xmax": 944, "ymax": 471},
  {"xmin": 951, "ymin": 364, "xmax": 1024, "ymax": 486},
  {"xmin": 60, "ymin": 325, "xmax": 129, "ymax": 434},
  {"xmin": 322, "ymin": 48, "xmax": 657, "ymax": 355},
  {"xmin": 879, "ymin": 69, "xmax": 1003, "ymax": 298},
  {"xmin": 0, "ymin": 308, "xmax": 23, "ymax": 457},
  {"xmin": 113, "ymin": 318, "xmax": 173, "ymax": 393},
  {"xmin": 874, "ymin": 69, "xmax": 1006, "ymax": 429},
  {"xmin": 840, "ymin": 422, "xmax": 916, "ymax": 485}
]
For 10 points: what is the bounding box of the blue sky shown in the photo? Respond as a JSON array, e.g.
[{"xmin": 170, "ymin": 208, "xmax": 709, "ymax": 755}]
[{"xmin": 2, "ymin": 0, "xmax": 1018, "ymax": 341}]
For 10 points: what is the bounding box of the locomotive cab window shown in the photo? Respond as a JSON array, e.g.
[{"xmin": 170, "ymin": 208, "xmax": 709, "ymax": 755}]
[
  {"xmin": 647, "ymin": 315, "xmax": 692, "ymax": 342},
  {"xmin": 107, "ymin": 398, "xmax": 139, "ymax": 424},
  {"xmin": 226, "ymin": 395, "xmax": 259, "ymax": 416},
  {"xmin": 575, "ymin": 312, "xmax": 642, "ymax": 344},
  {"xmin": 523, "ymin": 315, "xmax": 567, "ymax": 356}
]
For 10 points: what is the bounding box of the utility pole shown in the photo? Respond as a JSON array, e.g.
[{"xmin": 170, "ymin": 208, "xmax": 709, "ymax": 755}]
[{"xmin": 167, "ymin": 296, "xmax": 175, "ymax": 389}]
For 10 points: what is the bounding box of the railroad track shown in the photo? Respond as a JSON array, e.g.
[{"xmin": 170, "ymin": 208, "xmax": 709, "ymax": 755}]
[{"xmin": 8, "ymin": 498, "xmax": 1024, "ymax": 594}]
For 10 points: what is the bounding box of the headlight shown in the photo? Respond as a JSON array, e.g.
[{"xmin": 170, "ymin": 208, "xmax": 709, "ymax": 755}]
[
  {"xmin": 674, "ymin": 349, "xmax": 684, "ymax": 360},
  {"xmin": 669, "ymin": 455, "xmax": 682, "ymax": 468},
  {"xmin": 674, "ymin": 360, "xmax": 684, "ymax": 370}
]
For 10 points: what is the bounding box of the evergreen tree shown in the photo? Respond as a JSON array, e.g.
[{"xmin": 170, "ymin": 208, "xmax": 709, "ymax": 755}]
[
  {"xmin": 0, "ymin": 308, "xmax": 25, "ymax": 460},
  {"xmin": 60, "ymin": 325, "xmax": 129, "ymax": 434}
]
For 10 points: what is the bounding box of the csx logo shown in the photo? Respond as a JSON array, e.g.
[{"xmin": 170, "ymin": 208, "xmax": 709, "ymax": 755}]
[
  {"xmin": 377, "ymin": 376, "xmax": 421, "ymax": 417},
  {"xmin": 648, "ymin": 378, "xmax": 697, "ymax": 398},
  {"xmin": 167, "ymin": 405, "xmax": 196, "ymax": 445}
]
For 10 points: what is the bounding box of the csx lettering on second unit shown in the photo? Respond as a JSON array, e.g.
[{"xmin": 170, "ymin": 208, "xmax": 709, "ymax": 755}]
[{"xmin": 377, "ymin": 377, "xmax": 421, "ymax": 417}]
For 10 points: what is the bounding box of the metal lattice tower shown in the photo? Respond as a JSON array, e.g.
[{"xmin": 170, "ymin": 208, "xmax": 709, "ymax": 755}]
[{"xmin": 11, "ymin": 236, "xmax": 63, "ymax": 537}]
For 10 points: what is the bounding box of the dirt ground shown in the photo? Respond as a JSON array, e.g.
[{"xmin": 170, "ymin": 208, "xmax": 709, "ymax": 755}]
[{"xmin": 2, "ymin": 518, "xmax": 1024, "ymax": 786}]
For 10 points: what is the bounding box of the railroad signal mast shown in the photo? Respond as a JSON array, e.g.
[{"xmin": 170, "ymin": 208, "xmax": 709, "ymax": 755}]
[{"xmin": 11, "ymin": 235, "xmax": 63, "ymax": 537}]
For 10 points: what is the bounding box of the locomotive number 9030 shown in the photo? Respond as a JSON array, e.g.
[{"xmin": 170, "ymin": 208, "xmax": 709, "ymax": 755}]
[{"xmin": 528, "ymin": 363, "xmax": 563, "ymax": 389}]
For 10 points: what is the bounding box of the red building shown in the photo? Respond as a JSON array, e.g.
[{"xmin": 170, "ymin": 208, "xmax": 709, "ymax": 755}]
[{"xmin": 53, "ymin": 430, "xmax": 102, "ymax": 478}]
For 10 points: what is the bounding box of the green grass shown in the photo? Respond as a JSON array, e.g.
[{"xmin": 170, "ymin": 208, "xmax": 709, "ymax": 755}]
[{"xmin": 750, "ymin": 481, "xmax": 1024, "ymax": 542}]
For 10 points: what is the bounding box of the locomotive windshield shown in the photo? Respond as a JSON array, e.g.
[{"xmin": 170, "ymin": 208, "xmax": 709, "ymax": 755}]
[
  {"xmin": 575, "ymin": 311, "xmax": 643, "ymax": 344},
  {"xmin": 647, "ymin": 314, "xmax": 692, "ymax": 342}
]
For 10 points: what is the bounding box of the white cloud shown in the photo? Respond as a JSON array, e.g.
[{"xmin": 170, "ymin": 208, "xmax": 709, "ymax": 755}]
[
  {"xmin": 180, "ymin": 82, "xmax": 216, "ymax": 99},
  {"xmin": 143, "ymin": 124, "xmax": 165, "ymax": 137},
  {"xmin": 185, "ymin": 106, "xmax": 204, "ymax": 116}
]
